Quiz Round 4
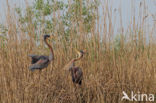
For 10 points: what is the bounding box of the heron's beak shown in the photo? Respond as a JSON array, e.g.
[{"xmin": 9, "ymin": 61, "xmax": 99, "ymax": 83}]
[
  {"xmin": 47, "ymin": 35, "xmax": 56, "ymax": 42},
  {"xmin": 83, "ymin": 49, "xmax": 87, "ymax": 54},
  {"xmin": 50, "ymin": 35, "xmax": 55, "ymax": 39}
]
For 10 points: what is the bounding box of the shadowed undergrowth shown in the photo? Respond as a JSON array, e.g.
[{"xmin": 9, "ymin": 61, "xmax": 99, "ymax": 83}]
[{"xmin": 0, "ymin": 37, "xmax": 156, "ymax": 103}]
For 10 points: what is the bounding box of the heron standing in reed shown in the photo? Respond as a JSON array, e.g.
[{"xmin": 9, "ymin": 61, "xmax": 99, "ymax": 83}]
[
  {"xmin": 63, "ymin": 49, "xmax": 85, "ymax": 85},
  {"xmin": 28, "ymin": 34, "xmax": 54, "ymax": 71}
]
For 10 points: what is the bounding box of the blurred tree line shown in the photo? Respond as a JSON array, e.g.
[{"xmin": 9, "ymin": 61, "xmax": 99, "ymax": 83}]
[{"xmin": 14, "ymin": 0, "xmax": 98, "ymax": 41}]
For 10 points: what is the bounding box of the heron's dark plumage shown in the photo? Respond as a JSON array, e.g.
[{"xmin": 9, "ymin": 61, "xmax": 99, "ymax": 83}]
[
  {"xmin": 71, "ymin": 67, "xmax": 83, "ymax": 85},
  {"xmin": 28, "ymin": 54, "xmax": 41, "ymax": 64},
  {"xmin": 29, "ymin": 55, "xmax": 49, "ymax": 63},
  {"xmin": 28, "ymin": 34, "xmax": 54, "ymax": 71},
  {"xmin": 29, "ymin": 58, "xmax": 49, "ymax": 71},
  {"xmin": 63, "ymin": 50, "xmax": 85, "ymax": 85}
]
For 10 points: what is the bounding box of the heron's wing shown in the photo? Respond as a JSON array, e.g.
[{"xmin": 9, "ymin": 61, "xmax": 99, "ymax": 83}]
[
  {"xmin": 63, "ymin": 60, "xmax": 75, "ymax": 70},
  {"xmin": 28, "ymin": 54, "xmax": 41, "ymax": 64},
  {"xmin": 29, "ymin": 58, "xmax": 49, "ymax": 71},
  {"xmin": 74, "ymin": 67, "xmax": 83, "ymax": 79}
]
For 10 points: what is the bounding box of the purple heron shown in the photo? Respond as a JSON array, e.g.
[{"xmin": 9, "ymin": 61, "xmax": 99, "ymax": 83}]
[
  {"xmin": 28, "ymin": 34, "xmax": 54, "ymax": 71},
  {"xmin": 63, "ymin": 50, "xmax": 85, "ymax": 85}
]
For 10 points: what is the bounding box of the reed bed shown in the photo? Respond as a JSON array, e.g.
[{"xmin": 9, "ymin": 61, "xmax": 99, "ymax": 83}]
[{"xmin": 0, "ymin": 0, "xmax": 156, "ymax": 103}]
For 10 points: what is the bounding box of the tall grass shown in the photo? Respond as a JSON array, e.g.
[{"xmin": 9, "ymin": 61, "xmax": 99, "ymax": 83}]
[{"xmin": 0, "ymin": 0, "xmax": 156, "ymax": 103}]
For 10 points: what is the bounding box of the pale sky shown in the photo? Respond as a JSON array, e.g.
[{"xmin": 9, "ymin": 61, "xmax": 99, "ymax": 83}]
[{"xmin": 0, "ymin": 0, "xmax": 156, "ymax": 36}]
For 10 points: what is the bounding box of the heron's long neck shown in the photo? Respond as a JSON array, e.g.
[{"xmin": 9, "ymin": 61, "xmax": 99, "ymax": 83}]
[{"xmin": 45, "ymin": 39, "xmax": 54, "ymax": 61}]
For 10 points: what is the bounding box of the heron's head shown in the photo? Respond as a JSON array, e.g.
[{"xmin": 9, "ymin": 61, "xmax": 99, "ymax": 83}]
[
  {"xmin": 75, "ymin": 49, "xmax": 86, "ymax": 58},
  {"xmin": 44, "ymin": 34, "xmax": 55, "ymax": 40},
  {"xmin": 44, "ymin": 34, "xmax": 50, "ymax": 40}
]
